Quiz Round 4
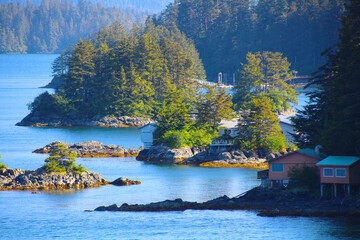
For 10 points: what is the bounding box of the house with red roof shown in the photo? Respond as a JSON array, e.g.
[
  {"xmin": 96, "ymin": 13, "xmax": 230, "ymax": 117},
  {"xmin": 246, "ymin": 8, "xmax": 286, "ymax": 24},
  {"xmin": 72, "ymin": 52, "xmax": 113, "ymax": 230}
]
[{"xmin": 316, "ymin": 156, "xmax": 360, "ymax": 197}]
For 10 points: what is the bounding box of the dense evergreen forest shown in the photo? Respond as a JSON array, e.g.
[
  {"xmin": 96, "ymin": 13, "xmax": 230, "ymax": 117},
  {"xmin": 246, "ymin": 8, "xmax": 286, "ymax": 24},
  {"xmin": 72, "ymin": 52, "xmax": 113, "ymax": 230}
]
[
  {"xmin": 0, "ymin": 0, "xmax": 148, "ymax": 53},
  {"xmin": 293, "ymin": 0, "xmax": 360, "ymax": 156},
  {"xmin": 154, "ymin": 0, "xmax": 345, "ymax": 78},
  {"xmin": 30, "ymin": 21, "xmax": 205, "ymax": 118},
  {"xmin": 0, "ymin": 0, "xmax": 173, "ymax": 12}
]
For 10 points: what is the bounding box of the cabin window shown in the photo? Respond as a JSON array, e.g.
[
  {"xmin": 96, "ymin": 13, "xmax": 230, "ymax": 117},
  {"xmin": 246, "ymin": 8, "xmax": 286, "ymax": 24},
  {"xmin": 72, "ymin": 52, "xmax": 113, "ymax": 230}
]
[
  {"xmin": 323, "ymin": 168, "xmax": 334, "ymax": 177},
  {"xmin": 272, "ymin": 163, "xmax": 284, "ymax": 172},
  {"xmin": 336, "ymin": 168, "xmax": 346, "ymax": 177}
]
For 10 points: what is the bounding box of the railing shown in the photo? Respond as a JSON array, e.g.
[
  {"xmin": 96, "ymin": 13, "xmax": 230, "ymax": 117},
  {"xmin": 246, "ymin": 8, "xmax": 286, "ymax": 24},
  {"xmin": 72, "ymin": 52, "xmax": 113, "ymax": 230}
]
[
  {"xmin": 210, "ymin": 139, "xmax": 234, "ymax": 146},
  {"xmin": 192, "ymin": 79, "xmax": 234, "ymax": 89}
]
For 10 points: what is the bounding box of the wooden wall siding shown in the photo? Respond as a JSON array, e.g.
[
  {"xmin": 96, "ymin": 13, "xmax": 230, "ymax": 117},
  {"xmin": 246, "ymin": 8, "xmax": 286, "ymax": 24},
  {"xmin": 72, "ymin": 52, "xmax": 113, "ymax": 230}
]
[
  {"xmin": 349, "ymin": 161, "xmax": 360, "ymax": 184},
  {"xmin": 269, "ymin": 153, "xmax": 319, "ymax": 180},
  {"xmin": 319, "ymin": 166, "xmax": 350, "ymax": 184}
]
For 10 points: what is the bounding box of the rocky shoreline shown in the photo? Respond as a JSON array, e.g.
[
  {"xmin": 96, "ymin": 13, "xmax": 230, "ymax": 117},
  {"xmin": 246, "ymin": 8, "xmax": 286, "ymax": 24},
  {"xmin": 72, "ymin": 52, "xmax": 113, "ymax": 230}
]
[
  {"xmin": 0, "ymin": 168, "xmax": 108, "ymax": 191},
  {"xmin": 34, "ymin": 141, "xmax": 143, "ymax": 158},
  {"xmin": 17, "ymin": 114, "xmax": 155, "ymax": 128},
  {"xmin": 0, "ymin": 168, "xmax": 141, "ymax": 191},
  {"xmin": 136, "ymin": 146, "xmax": 283, "ymax": 169},
  {"xmin": 136, "ymin": 146, "xmax": 205, "ymax": 164},
  {"xmin": 94, "ymin": 187, "xmax": 360, "ymax": 217}
]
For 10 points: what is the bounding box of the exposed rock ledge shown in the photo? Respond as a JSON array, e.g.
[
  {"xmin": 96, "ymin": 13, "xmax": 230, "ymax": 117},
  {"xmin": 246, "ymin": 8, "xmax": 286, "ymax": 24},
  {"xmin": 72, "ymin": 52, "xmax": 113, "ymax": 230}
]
[
  {"xmin": 137, "ymin": 146, "xmax": 284, "ymax": 168},
  {"xmin": 17, "ymin": 113, "xmax": 155, "ymax": 128},
  {"xmin": 0, "ymin": 168, "xmax": 141, "ymax": 191},
  {"xmin": 34, "ymin": 141, "xmax": 143, "ymax": 158},
  {"xmin": 180, "ymin": 148, "xmax": 285, "ymax": 169},
  {"xmin": 136, "ymin": 146, "xmax": 206, "ymax": 164},
  {"xmin": 0, "ymin": 168, "xmax": 108, "ymax": 191},
  {"xmin": 94, "ymin": 187, "xmax": 360, "ymax": 218}
]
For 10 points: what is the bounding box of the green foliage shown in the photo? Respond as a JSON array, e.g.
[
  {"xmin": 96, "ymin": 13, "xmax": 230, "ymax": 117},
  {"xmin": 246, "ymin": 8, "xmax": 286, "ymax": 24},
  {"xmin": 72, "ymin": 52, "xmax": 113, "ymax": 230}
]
[
  {"xmin": 233, "ymin": 51, "xmax": 298, "ymax": 112},
  {"xmin": 187, "ymin": 129, "xmax": 218, "ymax": 148},
  {"xmin": 292, "ymin": 0, "xmax": 360, "ymax": 156},
  {"xmin": 155, "ymin": 0, "xmax": 344, "ymax": 78},
  {"xmin": 40, "ymin": 143, "xmax": 86, "ymax": 174},
  {"xmin": 0, "ymin": 154, "xmax": 7, "ymax": 170},
  {"xmin": 30, "ymin": 21, "xmax": 205, "ymax": 119},
  {"xmin": 195, "ymin": 85, "xmax": 233, "ymax": 129},
  {"xmin": 236, "ymin": 96, "xmax": 287, "ymax": 152},
  {"xmin": 28, "ymin": 92, "xmax": 70, "ymax": 117},
  {"xmin": 288, "ymin": 165, "xmax": 320, "ymax": 192},
  {"xmin": 261, "ymin": 135, "xmax": 287, "ymax": 152},
  {"xmin": 158, "ymin": 128, "xmax": 218, "ymax": 149},
  {"xmin": 160, "ymin": 130, "xmax": 189, "ymax": 149},
  {"xmin": 0, "ymin": 0, "xmax": 148, "ymax": 54}
]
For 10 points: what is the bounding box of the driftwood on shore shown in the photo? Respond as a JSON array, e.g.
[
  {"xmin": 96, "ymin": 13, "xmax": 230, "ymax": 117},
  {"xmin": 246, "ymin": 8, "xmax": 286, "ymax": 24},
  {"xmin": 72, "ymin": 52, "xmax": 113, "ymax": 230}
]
[
  {"xmin": 34, "ymin": 141, "xmax": 143, "ymax": 158},
  {"xmin": 94, "ymin": 187, "xmax": 360, "ymax": 217}
]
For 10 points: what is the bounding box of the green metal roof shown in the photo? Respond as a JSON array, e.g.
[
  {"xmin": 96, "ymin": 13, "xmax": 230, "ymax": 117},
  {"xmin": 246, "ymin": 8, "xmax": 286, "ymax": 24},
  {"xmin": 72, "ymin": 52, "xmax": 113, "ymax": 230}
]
[
  {"xmin": 316, "ymin": 156, "xmax": 360, "ymax": 166},
  {"xmin": 297, "ymin": 148, "xmax": 325, "ymax": 159}
]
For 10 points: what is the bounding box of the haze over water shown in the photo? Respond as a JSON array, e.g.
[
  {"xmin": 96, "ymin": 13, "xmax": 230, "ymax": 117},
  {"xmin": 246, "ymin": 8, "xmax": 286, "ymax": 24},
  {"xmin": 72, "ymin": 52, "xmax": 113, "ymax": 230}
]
[{"xmin": 0, "ymin": 54, "xmax": 359, "ymax": 239}]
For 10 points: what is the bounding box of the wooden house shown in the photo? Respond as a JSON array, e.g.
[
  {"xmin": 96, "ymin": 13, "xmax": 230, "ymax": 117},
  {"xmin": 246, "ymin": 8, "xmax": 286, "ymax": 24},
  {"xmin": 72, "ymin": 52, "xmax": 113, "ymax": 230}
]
[
  {"xmin": 266, "ymin": 148, "xmax": 325, "ymax": 187},
  {"xmin": 316, "ymin": 156, "xmax": 360, "ymax": 197}
]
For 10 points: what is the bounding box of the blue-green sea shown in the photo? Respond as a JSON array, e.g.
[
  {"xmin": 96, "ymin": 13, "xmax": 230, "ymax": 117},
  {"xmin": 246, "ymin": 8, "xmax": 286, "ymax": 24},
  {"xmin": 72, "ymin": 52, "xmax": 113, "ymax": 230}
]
[{"xmin": 0, "ymin": 54, "xmax": 359, "ymax": 239}]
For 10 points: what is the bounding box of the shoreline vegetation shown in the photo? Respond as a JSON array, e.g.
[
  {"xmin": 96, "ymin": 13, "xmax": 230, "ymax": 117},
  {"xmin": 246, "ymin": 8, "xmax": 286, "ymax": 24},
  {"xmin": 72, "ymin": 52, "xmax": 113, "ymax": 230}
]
[
  {"xmin": 94, "ymin": 187, "xmax": 360, "ymax": 218},
  {"xmin": 0, "ymin": 143, "xmax": 141, "ymax": 191}
]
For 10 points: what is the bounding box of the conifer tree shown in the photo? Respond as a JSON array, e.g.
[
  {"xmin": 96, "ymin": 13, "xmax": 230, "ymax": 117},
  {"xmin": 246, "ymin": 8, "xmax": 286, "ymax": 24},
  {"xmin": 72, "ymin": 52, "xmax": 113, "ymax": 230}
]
[
  {"xmin": 237, "ymin": 97, "xmax": 286, "ymax": 152},
  {"xmin": 293, "ymin": 0, "xmax": 360, "ymax": 156},
  {"xmin": 233, "ymin": 51, "xmax": 297, "ymax": 112}
]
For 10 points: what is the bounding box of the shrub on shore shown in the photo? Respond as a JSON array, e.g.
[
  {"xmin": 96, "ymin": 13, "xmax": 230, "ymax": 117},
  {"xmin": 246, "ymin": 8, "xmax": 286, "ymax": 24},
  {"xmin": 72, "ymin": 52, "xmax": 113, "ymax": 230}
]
[
  {"xmin": 39, "ymin": 143, "xmax": 86, "ymax": 174},
  {"xmin": 0, "ymin": 154, "xmax": 7, "ymax": 170}
]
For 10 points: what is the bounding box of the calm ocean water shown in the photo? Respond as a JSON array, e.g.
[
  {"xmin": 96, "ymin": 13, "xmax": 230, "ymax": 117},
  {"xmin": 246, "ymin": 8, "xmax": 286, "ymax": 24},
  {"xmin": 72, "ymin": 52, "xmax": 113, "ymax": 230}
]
[{"xmin": 0, "ymin": 54, "xmax": 359, "ymax": 240}]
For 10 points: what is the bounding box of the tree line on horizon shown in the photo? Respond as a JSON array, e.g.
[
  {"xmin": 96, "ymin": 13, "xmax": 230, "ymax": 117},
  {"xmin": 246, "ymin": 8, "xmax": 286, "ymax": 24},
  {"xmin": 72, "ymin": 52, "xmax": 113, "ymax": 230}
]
[
  {"xmin": 0, "ymin": 0, "xmax": 173, "ymax": 13},
  {"xmin": 0, "ymin": 0, "xmax": 148, "ymax": 53},
  {"xmin": 153, "ymin": 0, "xmax": 345, "ymax": 79}
]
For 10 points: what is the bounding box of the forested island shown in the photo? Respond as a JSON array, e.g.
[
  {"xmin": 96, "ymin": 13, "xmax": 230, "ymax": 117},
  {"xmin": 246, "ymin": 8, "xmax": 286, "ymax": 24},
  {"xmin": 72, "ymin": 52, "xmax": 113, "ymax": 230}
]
[{"xmin": 15, "ymin": 0, "xmax": 358, "ymax": 160}]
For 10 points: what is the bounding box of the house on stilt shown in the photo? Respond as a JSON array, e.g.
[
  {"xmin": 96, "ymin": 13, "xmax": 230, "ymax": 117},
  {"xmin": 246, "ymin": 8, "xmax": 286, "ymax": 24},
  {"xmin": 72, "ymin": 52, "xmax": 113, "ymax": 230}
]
[{"xmin": 316, "ymin": 156, "xmax": 360, "ymax": 198}]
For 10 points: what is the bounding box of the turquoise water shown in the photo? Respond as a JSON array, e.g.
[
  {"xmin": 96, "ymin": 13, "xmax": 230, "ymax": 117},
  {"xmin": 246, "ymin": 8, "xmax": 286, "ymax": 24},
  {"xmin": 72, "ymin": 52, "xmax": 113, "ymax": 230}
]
[{"xmin": 0, "ymin": 54, "xmax": 360, "ymax": 239}]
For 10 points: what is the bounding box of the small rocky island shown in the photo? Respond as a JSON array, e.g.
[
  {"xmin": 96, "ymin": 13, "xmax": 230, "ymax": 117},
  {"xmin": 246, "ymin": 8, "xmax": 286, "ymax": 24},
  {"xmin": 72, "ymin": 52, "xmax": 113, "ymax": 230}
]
[
  {"xmin": 0, "ymin": 143, "xmax": 141, "ymax": 191},
  {"xmin": 94, "ymin": 187, "xmax": 360, "ymax": 217},
  {"xmin": 34, "ymin": 141, "xmax": 143, "ymax": 158},
  {"xmin": 0, "ymin": 168, "xmax": 108, "ymax": 191},
  {"xmin": 17, "ymin": 115, "xmax": 155, "ymax": 128},
  {"xmin": 0, "ymin": 168, "xmax": 141, "ymax": 191},
  {"xmin": 136, "ymin": 145, "xmax": 282, "ymax": 169}
]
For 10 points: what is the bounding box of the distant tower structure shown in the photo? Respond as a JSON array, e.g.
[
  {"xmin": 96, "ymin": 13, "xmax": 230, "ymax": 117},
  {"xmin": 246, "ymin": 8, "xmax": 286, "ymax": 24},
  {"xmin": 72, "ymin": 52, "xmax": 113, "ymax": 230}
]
[
  {"xmin": 218, "ymin": 72, "xmax": 222, "ymax": 84},
  {"xmin": 233, "ymin": 72, "xmax": 236, "ymax": 85}
]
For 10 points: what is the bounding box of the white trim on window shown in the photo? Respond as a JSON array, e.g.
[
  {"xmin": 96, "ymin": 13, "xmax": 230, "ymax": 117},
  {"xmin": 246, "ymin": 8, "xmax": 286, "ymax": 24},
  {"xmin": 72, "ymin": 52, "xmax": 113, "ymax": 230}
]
[
  {"xmin": 323, "ymin": 168, "xmax": 334, "ymax": 177},
  {"xmin": 335, "ymin": 168, "xmax": 346, "ymax": 178}
]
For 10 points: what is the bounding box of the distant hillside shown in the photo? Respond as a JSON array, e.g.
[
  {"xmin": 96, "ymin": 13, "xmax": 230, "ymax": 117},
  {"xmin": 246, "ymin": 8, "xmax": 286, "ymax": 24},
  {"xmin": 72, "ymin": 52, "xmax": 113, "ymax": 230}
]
[
  {"xmin": 155, "ymin": 0, "xmax": 345, "ymax": 78},
  {"xmin": 0, "ymin": 0, "xmax": 174, "ymax": 12},
  {"xmin": 0, "ymin": 0, "xmax": 148, "ymax": 53}
]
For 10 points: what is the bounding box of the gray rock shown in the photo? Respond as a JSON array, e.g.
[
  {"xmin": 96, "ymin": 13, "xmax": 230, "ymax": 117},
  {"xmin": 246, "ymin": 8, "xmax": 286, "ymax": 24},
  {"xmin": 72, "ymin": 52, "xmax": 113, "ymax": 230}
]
[
  {"xmin": 136, "ymin": 146, "xmax": 195, "ymax": 164},
  {"xmin": 217, "ymin": 152, "xmax": 232, "ymax": 160},
  {"xmin": 17, "ymin": 114, "xmax": 155, "ymax": 128},
  {"xmin": 0, "ymin": 168, "xmax": 108, "ymax": 191},
  {"xmin": 33, "ymin": 141, "xmax": 143, "ymax": 157},
  {"xmin": 111, "ymin": 177, "xmax": 141, "ymax": 186}
]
